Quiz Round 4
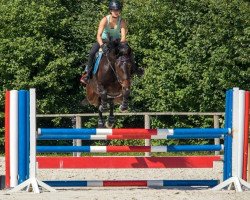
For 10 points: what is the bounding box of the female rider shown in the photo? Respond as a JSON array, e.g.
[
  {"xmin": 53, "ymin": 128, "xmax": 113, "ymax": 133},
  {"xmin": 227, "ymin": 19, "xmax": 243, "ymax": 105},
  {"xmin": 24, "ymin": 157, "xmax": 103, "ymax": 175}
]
[{"xmin": 81, "ymin": 0, "xmax": 127, "ymax": 84}]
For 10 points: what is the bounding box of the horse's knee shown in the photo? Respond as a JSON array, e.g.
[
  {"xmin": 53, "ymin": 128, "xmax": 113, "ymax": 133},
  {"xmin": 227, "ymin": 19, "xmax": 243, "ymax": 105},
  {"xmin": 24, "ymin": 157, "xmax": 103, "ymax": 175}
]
[{"xmin": 99, "ymin": 89, "xmax": 107, "ymax": 100}]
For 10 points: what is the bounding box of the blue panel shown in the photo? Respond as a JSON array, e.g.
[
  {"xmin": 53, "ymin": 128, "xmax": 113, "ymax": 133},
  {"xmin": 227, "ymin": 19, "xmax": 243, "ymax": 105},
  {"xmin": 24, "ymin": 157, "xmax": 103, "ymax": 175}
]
[
  {"xmin": 36, "ymin": 146, "xmax": 91, "ymax": 153},
  {"xmin": 174, "ymin": 128, "xmax": 229, "ymax": 135},
  {"xmin": 37, "ymin": 134, "xmax": 92, "ymax": 140},
  {"xmin": 39, "ymin": 128, "xmax": 97, "ymax": 135},
  {"xmin": 167, "ymin": 145, "xmax": 222, "ymax": 152},
  {"xmin": 163, "ymin": 180, "xmax": 218, "ymax": 187},
  {"xmin": 223, "ymin": 89, "xmax": 233, "ymax": 180},
  {"xmin": 168, "ymin": 134, "xmax": 222, "ymax": 139},
  {"xmin": 18, "ymin": 90, "xmax": 28, "ymax": 184},
  {"xmin": 44, "ymin": 180, "xmax": 88, "ymax": 187}
]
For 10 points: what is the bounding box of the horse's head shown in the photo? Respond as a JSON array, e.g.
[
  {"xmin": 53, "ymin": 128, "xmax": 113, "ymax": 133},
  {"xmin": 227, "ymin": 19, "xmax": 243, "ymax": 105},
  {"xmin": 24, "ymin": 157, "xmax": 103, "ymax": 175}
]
[
  {"xmin": 115, "ymin": 42, "xmax": 133, "ymax": 88},
  {"xmin": 104, "ymin": 40, "xmax": 120, "ymax": 58}
]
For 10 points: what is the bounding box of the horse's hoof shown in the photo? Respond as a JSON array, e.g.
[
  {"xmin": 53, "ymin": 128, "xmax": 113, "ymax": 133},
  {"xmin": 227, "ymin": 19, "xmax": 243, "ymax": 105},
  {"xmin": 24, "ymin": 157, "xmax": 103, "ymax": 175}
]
[
  {"xmin": 98, "ymin": 119, "xmax": 105, "ymax": 128},
  {"xmin": 105, "ymin": 121, "xmax": 114, "ymax": 128},
  {"xmin": 119, "ymin": 105, "xmax": 128, "ymax": 112}
]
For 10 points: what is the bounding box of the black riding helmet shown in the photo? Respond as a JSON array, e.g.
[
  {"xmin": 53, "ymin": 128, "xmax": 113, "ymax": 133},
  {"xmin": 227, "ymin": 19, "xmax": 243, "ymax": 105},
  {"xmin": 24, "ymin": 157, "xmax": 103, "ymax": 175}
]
[{"xmin": 109, "ymin": 0, "xmax": 122, "ymax": 11}]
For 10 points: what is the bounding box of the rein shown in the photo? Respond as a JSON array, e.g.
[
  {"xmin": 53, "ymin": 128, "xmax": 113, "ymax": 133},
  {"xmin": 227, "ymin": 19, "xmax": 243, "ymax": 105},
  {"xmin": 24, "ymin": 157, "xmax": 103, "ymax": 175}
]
[{"xmin": 105, "ymin": 52, "xmax": 122, "ymax": 85}]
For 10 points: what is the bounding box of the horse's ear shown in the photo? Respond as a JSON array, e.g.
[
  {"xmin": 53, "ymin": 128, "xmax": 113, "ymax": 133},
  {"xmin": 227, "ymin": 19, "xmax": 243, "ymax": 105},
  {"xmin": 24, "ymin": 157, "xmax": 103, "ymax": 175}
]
[{"xmin": 118, "ymin": 42, "xmax": 131, "ymax": 56}]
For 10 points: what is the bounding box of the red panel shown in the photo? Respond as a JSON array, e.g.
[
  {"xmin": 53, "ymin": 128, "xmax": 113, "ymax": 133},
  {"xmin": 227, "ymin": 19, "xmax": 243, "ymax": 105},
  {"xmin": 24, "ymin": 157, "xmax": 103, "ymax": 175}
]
[
  {"xmin": 5, "ymin": 90, "xmax": 10, "ymax": 188},
  {"xmin": 107, "ymin": 135, "xmax": 152, "ymax": 139},
  {"xmin": 103, "ymin": 180, "xmax": 147, "ymax": 187},
  {"xmin": 37, "ymin": 156, "xmax": 221, "ymax": 169},
  {"xmin": 107, "ymin": 146, "xmax": 150, "ymax": 152},
  {"xmin": 112, "ymin": 128, "xmax": 157, "ymax": 135},
  {"xmin": 242, "ymin": 91, "xmax": 249, "ymax": 180}
]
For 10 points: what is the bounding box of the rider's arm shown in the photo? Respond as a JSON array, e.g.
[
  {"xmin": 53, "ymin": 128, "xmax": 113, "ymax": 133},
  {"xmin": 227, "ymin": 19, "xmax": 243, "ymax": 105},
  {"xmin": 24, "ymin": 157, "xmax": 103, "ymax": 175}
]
[
  {"xmin": 120, "ymin": 19, "xmax": 127, "ymax": 43},
  {"xmin": 97, "ymin": 17, "xmax": 107, "ymax": 46}
]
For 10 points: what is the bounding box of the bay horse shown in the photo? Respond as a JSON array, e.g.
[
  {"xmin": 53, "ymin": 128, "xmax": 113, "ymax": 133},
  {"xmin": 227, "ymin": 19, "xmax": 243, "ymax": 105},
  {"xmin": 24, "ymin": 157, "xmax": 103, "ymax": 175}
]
[{"xmin": 85, "ymin": 41, "xmax": 133, "ymax": 128}]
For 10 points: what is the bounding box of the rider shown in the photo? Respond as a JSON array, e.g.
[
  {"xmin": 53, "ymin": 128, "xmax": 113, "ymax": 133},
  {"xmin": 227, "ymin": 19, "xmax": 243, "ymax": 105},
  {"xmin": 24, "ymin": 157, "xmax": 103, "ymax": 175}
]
[{"xmin": 81, "ymin": 0, "xmax": 127, "ymax": 85}]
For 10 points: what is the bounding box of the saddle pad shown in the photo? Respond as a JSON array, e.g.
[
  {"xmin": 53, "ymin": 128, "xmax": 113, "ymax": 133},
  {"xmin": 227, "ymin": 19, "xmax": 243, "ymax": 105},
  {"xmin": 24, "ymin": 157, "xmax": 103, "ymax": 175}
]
[{"xmin": 93, "ymin": 51, "xmax": 103, "ymax": 75}]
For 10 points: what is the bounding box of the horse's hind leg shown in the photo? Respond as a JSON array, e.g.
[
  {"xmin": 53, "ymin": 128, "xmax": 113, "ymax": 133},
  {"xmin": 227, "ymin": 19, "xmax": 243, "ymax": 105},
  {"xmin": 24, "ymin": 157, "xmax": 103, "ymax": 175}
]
[{"xmin": 106, "ymin": 99, "xmax": 115, "ymax": 128}]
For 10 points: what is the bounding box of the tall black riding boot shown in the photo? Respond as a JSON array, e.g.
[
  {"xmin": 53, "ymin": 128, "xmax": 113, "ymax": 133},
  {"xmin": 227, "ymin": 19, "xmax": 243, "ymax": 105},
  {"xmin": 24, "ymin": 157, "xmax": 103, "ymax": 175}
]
[{"xmin": 84, "ymin": 64, "xmax": 94, "ymax": 83}]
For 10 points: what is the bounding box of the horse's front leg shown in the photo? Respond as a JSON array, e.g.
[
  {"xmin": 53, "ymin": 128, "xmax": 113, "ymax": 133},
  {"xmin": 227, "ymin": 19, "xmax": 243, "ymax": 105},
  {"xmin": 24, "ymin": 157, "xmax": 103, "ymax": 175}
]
[
  {"xmin": 106, "ymin": 99, "xmax": 115, "ymax": 128},
  {"xmin": 98, "ymin": 85, "xmax": 108, "ymax": 113},
  {"xmin": 120, "ymin": 86, "xmax": 130, "ymax": 112},
  {"xmin": 98, "ymin": 105, "xmax": 105, "ymax": 128}
]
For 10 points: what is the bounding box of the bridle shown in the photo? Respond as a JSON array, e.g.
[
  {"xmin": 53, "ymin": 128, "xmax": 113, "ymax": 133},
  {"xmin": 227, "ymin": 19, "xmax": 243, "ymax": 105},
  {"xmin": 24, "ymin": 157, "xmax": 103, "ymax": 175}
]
[{"xmin": 104, "ymin": 48, "xmax": 131, "ymax": 86}]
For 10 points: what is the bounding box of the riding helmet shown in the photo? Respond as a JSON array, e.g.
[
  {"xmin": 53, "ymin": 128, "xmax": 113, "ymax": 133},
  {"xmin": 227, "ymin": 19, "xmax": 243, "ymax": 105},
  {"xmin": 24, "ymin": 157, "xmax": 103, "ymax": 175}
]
[{"xmin": 109, "ymin": 0, "xmax": 122, "ymax": 11}]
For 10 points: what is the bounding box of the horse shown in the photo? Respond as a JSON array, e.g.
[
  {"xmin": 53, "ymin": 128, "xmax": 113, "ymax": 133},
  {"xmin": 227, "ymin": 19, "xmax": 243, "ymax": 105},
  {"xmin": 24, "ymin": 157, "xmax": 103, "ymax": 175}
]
[{"xmin": 85, "ymin": 41, "xmax": 133, "ymax": 128}]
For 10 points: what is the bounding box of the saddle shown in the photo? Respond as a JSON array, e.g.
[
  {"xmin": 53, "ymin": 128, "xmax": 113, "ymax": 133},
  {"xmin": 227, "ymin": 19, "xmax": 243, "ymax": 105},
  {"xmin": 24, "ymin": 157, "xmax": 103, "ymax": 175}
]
[{"xmin": 93, "ymin": 50, "xmax": 103, "ymax": 75}]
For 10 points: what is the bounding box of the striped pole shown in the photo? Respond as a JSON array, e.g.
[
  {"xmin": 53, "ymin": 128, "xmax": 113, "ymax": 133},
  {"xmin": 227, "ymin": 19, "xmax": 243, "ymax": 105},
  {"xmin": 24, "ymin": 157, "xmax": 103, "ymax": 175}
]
[
  {"xmin": 37, "ymin": 133, "xmax": 224, "ymax": 140},
  {"xmin": 38, "ymin": 128, "xmax": 230, "ymax": 135},
  {"xmin": 44, "ymin": 180, "xmax": 219, "ymax": 187},
  {"xmin": 36, "ymin": 145, "xmax": 223, "ymax": 153}
]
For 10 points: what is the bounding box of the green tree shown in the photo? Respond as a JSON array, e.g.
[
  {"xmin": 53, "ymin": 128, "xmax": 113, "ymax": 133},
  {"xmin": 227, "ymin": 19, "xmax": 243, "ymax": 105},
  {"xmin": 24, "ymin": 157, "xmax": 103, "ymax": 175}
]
[{"xmin": 123, "ymin": 0, "xmax": 249, "ymax": 126}]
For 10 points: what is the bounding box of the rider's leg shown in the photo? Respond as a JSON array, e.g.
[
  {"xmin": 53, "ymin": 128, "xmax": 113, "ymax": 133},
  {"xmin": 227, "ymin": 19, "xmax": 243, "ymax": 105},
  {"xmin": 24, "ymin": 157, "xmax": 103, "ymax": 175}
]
[{"xmin": 85, "ymin": 42, "xmax": 100, "ymax": 81}]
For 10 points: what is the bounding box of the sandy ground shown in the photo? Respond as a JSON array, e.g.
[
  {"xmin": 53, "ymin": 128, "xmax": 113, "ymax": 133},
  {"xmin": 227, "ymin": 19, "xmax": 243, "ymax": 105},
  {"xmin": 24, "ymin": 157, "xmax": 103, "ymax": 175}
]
[{"xmin": 0, "ymin": 157, "xmax": 250, "ymax": 200}]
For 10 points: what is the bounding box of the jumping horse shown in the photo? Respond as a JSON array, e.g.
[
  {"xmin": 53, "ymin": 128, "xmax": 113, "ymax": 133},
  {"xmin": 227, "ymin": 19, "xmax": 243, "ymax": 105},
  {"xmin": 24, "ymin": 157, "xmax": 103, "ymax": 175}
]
[{"xmin": 85, "ymin": 41, "xmax": 133, "ymax": 128}]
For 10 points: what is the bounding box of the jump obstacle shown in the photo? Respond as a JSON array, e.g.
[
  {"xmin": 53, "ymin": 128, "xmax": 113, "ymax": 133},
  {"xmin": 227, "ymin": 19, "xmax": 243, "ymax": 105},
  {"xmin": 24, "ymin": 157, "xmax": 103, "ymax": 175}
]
[{"xmin": 4, "ymin": 88, "xmax": 250, "ymax": 193}]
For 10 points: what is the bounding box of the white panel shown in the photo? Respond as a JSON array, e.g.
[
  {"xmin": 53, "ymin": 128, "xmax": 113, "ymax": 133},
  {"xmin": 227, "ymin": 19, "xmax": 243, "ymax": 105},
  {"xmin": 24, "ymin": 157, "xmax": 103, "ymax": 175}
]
[
  {"xmin": 157, "ymin": 129, "xmax": 173, "ymax": 135},
  {"xmin": 90, "ymin": 146, "xmax": 107, "ymax": 153},
  {"xmin": 96, "ymin": 129, "xmax": 113, "ymax": 135},
  {"xmin": 237, "ymin": 90, "xmax": 245, "ymax": 178},
  {"xmin": 9, "ymin": 90, "xmax": 18, "ymax": 187},
  {"xmin": 87, "ymin": 181, "xmax": 103, "ymax": 187},
  {"xmin": 147, "ymin": 180, "xmax": 163, "ymax": 187},
  {"xmin": 151, "ymin": 146, "xmax": 167, "ymax": 152},
  {"xmin": 232, "ymin": 87, "xmax": 239, "ymax": 177},
  {"xmin": 90, "ymin": 135, "xmax": 107, "ymax": 140},
  {"xmin": 29, "ymin": 89, "xmax": 37, "ymax": 178},
  {"xmin": 151, "ymin": 135, "xmax": 167, "ymax": 139}
]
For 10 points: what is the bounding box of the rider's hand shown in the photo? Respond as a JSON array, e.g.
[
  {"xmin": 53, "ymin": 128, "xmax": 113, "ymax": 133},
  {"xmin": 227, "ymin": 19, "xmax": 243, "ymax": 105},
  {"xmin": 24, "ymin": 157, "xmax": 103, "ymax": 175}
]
[{"xmin": 101, "ymin": 43, "xmax": 108, "ymax": 53}]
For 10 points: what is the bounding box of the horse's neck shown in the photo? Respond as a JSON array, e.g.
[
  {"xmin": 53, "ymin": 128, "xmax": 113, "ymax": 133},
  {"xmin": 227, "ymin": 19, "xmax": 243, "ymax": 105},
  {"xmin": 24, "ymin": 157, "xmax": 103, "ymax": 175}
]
[{"xmin": 107, "ymin": 49, "xmax": 117, "ymax": 62}]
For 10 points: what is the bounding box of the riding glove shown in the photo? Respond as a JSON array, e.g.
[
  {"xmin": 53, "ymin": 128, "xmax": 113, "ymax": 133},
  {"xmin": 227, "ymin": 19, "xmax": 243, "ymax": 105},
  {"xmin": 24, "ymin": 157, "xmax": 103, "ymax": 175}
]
[{"xmin": 101, "ymin": 43, "xmax": 108, "ymax": 53}]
